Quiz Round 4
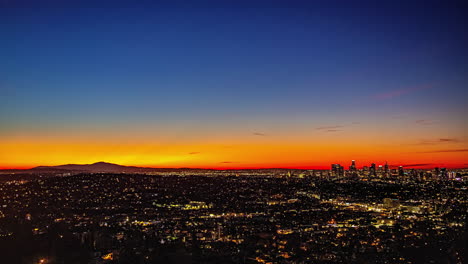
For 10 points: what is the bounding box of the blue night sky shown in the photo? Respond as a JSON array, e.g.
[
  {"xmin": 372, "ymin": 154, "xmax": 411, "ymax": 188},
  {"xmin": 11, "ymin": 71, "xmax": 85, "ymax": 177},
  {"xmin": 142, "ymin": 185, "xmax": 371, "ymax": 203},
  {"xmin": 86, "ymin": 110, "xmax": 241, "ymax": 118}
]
[{"xmin": 0, "ymin": 0, "xmax": 467, "ymax": 168}]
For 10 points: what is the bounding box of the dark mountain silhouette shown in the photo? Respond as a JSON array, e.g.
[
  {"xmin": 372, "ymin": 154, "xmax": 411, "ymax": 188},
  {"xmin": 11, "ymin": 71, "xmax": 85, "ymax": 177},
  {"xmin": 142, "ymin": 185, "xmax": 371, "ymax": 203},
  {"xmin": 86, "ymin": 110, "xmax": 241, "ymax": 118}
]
[
  {"xmin": 33, "ymin": 161, "xmax": 154, "ymax": 173},
  {"xmin": 0, "ymin": 162, "xmax": 311, "ymax": 175}
]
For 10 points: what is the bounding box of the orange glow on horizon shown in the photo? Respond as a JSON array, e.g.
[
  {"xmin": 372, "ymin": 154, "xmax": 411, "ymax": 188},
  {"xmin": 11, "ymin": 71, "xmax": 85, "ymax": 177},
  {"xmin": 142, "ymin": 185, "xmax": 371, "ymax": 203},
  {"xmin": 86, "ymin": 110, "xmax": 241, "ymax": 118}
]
[{"xmin": 0, "ymin": 138, "xmax": 466, "ymax": 170}]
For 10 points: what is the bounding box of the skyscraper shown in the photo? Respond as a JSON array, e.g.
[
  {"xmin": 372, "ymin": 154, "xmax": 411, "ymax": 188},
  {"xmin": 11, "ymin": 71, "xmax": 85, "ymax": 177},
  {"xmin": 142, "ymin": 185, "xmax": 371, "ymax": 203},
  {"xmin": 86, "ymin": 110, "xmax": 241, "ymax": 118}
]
[
  {"xmin": 440, "ymin": 168, "xmax": 447, "ymax": 180},
  {"xmin": 370, "ymin": 163, "xmax": 376, "ymax": 176},
  {"xmin": 398, "ymin": 166, "xmax": 404, "ymax": 177},
  {"xmin": 331, "ymin": 164, "xmax": 344, "ymax": 177}
]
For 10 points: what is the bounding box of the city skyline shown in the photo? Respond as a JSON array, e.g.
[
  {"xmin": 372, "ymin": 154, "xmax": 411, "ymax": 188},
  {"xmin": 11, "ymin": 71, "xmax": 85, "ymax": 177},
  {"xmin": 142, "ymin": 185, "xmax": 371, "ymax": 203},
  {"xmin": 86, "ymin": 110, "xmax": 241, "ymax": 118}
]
[
  {"xmin": 1, "ymin": 1, "xmax": 467, "ymax": 169},
  {"xmin": 0, "ymin": 159, "xmax": 464, "ymax": 171}
]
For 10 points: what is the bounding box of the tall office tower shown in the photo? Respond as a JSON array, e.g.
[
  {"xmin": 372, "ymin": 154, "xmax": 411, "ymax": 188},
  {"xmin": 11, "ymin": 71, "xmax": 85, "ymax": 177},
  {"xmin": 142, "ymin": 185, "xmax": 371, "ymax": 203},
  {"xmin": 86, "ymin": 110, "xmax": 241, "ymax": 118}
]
[
  {"xmin": 384, "ymin": 162, "xmax": 389, "ymax": 174},
  {"xmin": 448, "ymin": 171, "xmax": 456, "ymax": 180},
  {"xmin": 331, "ymin": 164, "xmax": 340, "ymax": 176},
  {"xmin": 398, "ymin": 166, "xmax": 404, "ymax": 177},
  {"xmin": 338, "ymin": 165, "xmax": 344, "ymax": 177},
  {"xmin": 370, "ymin": 163, "xmax": 376, "ymax": 176},
  {"xmin": 332, "ymin": 164, "xmax": 345, "ymax": 177},
  {"xmin": 349, "ymin": 160, "xmax": 356, "ymax": 171},
  {"xmin": 440, "ymin": 168, "xmax": 447, "ymax": 180}
]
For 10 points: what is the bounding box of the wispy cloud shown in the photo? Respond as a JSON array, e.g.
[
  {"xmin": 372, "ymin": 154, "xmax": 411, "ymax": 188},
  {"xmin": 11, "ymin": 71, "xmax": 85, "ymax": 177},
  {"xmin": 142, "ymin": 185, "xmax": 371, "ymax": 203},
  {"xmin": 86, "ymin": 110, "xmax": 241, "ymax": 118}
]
[
  {"xmin": 220, "ymin": 161, "xmax": 237, "ymax": 164},
  {"xmin": 253, "ymin": 132, "xmax": 267, "ymax": 136},
  {"xmin": 415, "ymin": 119, "xmax": 436, "ymax": 125},
  {"xmin": 373, "ymin": 84, "xmax": 432, "ymax": 100},
  {"xmin": 417, "ymin": 138, "xmax": 459, "ymax": 145},
  {"xmin": 419, "ymin": 149, "xmax": 468, "ymax": 153},
  {"xmin": 439, "ymin": 138, "xmax": 458, "ymax": 142},
  {"xmin": 188, "ymin": 152, "xmax": 201, "ymax": 155},
  {"xmin": 316, "ymin": 125, "xmax": 344, "ymax": 133},
  {"xmin": 401, "ymin": 163, "xmax": 433, "ymax": 167},
  {"xmin": 316, "ymin": 125, "xmax": 344, "ymax": 130}
]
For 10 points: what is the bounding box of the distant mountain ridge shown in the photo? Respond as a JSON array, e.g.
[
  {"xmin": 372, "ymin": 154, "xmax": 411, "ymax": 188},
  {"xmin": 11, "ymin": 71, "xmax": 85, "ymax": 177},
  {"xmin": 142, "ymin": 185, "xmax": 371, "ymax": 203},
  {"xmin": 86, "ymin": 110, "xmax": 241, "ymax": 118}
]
[
  {"xmin": 0, "ymin": 162, "xmax": 311, "ymax": 174},
  {"xmin": 33, "ymin": 161, "xmax": 156, "ymax": 173}
]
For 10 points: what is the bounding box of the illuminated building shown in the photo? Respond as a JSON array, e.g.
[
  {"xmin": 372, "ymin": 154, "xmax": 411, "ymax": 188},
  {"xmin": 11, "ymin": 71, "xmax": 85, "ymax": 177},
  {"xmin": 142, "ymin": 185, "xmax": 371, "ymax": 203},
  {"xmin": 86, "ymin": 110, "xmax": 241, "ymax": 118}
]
[
  {"xmin": 398, "ymin": 166, "xmax": 404, "ymax": 177},
  {"xmin": 370, "ymin": 163, "xmax": 376, "ymax": 176}
]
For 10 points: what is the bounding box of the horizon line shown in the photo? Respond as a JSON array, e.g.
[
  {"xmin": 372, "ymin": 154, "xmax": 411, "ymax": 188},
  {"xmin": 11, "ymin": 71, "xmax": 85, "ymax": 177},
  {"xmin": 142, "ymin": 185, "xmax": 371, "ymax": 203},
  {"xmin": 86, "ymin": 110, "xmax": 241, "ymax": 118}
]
[{"xmin": 1, "ymin": 161, "xmax": 467, "ymax": 171}]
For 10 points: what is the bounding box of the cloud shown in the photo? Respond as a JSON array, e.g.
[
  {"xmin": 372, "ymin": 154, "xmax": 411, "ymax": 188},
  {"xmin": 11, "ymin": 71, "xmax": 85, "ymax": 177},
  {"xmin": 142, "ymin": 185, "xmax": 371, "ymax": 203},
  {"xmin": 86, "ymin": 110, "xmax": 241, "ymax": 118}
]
[
  {"xmin": 316, "ymin": 125, "xmax": 344, "ymax": 130},
  {"xmin": 419, "ymin": 149, "xmax": 468, "ymax": 153},
  {"xmin": 401, "ymin": 163, "xmax": 433, "ymax": 167},
  {"xmin": 417, "ymin": 138, "xmax": 459, "ymax": 145},
  {"xmin": 439, "ymin": 138, "xmax": 458, "ymax": 142},
  {"xmin": 414, "ymin": 119, "xmax": 436, "ymax": 125},
  {"xmin": 188, "ymin": 152, "xmax": 200, "ymax": 155},
  {"xmin": 316, "ymin": 125, "xmax": 344, "ymax": 133},
  {"xmin": 220, "ymin": 161, "xmax": 237, "ymax": 164},
  {"xmin": 253, "ymin": 132, "xmax": 267, "ymax": 136},
  {"xmin": 373, "ymin": 84, "xmax": 432, "ymax": 100}
]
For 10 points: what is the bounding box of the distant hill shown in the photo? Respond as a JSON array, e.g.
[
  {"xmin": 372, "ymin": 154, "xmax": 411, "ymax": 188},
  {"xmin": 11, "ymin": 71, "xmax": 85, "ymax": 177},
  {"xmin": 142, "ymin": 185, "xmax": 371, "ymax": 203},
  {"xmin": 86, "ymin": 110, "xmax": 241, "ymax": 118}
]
[
  {"xmin": 0, "ymin": 162, "xmax": 311, "ymax": 175},
  {"xmin": 32, "ymin": 161, "xmax": 156, "ymax": 173}
]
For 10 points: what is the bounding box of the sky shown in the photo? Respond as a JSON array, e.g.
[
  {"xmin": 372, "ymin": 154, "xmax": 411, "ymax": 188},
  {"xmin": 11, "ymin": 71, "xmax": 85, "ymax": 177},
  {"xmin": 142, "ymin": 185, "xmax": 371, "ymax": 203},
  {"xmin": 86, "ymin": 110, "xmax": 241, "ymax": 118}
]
[{"xmin": 1, "ymin": 0, "xmax": 467, "ymax": 169}]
